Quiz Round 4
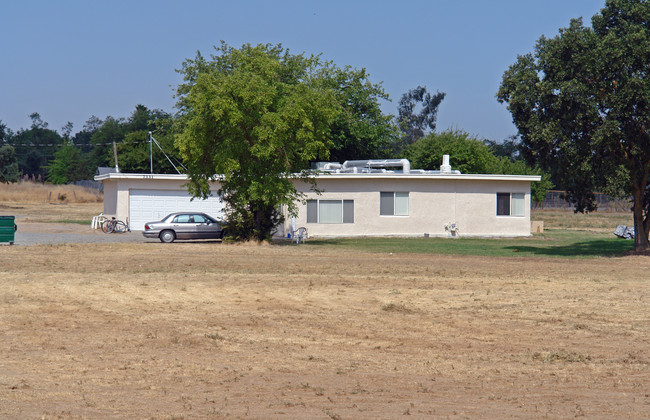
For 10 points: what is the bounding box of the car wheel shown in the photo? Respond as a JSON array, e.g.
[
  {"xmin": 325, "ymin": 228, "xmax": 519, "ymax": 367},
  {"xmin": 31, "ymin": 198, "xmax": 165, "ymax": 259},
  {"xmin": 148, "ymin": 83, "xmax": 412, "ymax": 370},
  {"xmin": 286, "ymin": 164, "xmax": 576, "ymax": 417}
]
[{"xmin": 160, "ymin": 230, "xmax": 176, "ymax": 243}]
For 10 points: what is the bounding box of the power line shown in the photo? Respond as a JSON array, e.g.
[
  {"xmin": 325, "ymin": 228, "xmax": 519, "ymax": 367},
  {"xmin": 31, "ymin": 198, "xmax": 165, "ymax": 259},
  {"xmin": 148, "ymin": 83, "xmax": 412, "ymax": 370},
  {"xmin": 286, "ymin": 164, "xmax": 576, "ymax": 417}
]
[{"xmin": 6, "ymin": 140, "xmax": 150, "ymax": 147}]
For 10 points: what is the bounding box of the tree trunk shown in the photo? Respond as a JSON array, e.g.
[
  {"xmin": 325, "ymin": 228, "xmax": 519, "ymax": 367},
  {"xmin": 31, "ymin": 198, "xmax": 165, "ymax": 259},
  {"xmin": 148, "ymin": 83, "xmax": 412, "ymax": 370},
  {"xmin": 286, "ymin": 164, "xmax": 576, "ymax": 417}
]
[
  {"xmin": 632, "ymin": 184, "xmax": 650, "ymax": 252},
  {"xmin": 254, "ymin": 209, "xmax": 264, "ymax": 242}
]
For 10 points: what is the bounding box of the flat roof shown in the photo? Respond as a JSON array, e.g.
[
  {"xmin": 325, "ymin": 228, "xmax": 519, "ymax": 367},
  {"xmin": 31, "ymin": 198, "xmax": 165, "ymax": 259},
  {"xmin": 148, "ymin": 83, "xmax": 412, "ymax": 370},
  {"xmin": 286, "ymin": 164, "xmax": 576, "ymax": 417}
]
[{"xmin": 95, "ymin": 172, "xmax": 541, "ymax": 182}]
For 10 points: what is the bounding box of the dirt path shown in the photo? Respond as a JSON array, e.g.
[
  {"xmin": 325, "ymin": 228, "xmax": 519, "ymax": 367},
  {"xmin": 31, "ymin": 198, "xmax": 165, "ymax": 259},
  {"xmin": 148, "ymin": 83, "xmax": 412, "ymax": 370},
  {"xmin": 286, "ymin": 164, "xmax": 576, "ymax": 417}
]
[{"xmin": 1, "ymin": 243, "xmax": 648, "ymax": 418}]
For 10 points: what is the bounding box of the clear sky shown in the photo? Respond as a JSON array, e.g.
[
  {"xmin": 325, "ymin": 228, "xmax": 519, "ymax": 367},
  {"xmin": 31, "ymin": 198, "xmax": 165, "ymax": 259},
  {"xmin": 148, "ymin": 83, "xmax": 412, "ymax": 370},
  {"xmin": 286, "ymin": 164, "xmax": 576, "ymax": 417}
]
[{"xmin": 1, "ymin": 0, "xmax": 605, "ymax": 141}]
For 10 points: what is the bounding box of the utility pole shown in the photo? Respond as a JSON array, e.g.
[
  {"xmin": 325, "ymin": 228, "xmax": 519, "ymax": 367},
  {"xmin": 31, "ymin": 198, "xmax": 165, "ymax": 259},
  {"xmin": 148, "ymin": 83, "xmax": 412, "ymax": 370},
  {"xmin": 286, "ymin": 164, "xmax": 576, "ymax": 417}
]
[
  {"xmin": 112, "ymin": 141, "xmax": 120, "ymax": 173},
  {"xmin": 149, "ymin": 131, "xmax": 153, "ymax": 174}
]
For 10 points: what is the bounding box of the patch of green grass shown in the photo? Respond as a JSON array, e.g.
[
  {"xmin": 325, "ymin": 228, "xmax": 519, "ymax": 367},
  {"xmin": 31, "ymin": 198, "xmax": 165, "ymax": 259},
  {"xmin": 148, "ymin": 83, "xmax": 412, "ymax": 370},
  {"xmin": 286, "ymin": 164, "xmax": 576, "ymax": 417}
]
[{"xmin": 304, "ymin": 230, "xmax": 634, "ymax": 259}]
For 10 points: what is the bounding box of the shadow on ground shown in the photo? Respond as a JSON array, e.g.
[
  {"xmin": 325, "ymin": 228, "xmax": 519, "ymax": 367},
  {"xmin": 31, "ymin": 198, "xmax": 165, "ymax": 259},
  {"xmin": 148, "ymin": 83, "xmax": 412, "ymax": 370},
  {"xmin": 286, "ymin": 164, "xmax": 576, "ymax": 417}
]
[{"xmin": 504, "ymin": 239, "xmax": 634, "ymax": 258}]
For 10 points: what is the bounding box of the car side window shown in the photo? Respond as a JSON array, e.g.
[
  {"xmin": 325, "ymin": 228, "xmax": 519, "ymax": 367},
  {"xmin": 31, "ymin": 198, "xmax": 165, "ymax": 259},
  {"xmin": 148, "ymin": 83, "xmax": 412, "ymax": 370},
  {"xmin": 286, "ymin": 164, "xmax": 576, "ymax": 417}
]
[
  {"xmin": 173, "ymin": 214, "xmax": 191, "ymax": 223},
  {"xmin": 194, "ymin": 214, "xmax": 207, "ymax": 223}
]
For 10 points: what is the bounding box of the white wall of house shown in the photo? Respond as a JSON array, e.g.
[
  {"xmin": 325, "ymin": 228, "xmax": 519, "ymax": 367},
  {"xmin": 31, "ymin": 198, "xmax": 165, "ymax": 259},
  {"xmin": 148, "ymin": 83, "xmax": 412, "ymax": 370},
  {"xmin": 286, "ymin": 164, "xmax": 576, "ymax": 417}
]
[
  {"xmin": 96, "ymin": 172, "xmax": 539, "ymax": 237},
  {"xmin": 288, "ymin": 174, "xmax": 536, "ymax": 238}
]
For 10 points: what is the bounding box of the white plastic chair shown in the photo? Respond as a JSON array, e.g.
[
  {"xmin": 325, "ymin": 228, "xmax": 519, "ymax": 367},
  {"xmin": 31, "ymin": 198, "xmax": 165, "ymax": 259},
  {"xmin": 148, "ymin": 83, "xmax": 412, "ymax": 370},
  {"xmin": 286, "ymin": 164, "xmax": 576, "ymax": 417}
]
[{"xmin": 293, "ymin": 227, "xmax": 307, "ymax": 244}]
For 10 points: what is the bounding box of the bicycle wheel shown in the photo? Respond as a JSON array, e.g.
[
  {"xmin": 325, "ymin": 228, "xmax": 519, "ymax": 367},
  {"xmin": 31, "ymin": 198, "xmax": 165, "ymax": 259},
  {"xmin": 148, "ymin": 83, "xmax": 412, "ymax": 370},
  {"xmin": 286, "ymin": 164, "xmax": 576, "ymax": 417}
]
[
  {"xmin": 101, "ymin": 220, "xmax": 114, "ymax": 233},
  {"xmin": 113, "ymin": 220, "xmax": 128, "ymax": 233}
]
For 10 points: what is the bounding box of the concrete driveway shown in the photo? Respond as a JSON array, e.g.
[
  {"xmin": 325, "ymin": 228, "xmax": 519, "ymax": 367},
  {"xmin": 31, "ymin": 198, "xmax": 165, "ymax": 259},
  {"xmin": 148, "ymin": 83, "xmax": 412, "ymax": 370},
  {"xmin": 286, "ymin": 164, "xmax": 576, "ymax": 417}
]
[{"xmin": 10, "ymin": 222, "xmax": 154, "ymax": 246}]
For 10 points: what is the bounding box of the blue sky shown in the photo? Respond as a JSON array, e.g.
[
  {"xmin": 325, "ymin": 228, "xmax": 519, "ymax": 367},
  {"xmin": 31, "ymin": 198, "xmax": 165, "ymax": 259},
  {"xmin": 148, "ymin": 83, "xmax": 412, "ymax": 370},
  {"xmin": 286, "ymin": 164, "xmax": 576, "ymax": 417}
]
[{"xmin": 1, "ymin": 0, "xmax": 604, "ymax": 141}]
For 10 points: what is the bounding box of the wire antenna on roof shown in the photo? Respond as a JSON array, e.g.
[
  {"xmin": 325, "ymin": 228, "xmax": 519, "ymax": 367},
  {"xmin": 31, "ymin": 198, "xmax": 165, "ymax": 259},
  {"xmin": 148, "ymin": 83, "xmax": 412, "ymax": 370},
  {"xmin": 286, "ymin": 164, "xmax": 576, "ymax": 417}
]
[{"xmin": 149, "ymin": 131, "xmax": 187, "ymax": 175}]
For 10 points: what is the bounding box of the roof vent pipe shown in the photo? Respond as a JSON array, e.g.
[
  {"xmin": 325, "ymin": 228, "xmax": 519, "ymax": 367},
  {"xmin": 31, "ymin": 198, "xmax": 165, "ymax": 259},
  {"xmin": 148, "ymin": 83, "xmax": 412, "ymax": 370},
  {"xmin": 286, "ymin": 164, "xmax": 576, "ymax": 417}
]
[
  {"xmin": 341, "ymin": 159, "xmax": 411, "ymax": 173},
  {"xmin": 440, "ymin": 154, "xmax": 452, "ymax": 174},
  {"xmin": 322, "ymin": 162, "xmax": 342, "ymax": 170},
  {"xmin": 400, "ymin": 158, "xmax": 410, "ymax": 174}
]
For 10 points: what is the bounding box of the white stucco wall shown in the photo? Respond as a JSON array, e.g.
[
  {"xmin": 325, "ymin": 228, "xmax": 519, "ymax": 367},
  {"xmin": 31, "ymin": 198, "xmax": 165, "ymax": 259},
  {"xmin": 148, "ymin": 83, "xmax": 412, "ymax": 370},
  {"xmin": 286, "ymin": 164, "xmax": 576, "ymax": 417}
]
[
  {"xmin": 102, "ymin": 181, "xmax": 118, "ymax": 217},
  {"xmin": 288, "ymin": 175, "xmax": 534, "ymax": 238}
]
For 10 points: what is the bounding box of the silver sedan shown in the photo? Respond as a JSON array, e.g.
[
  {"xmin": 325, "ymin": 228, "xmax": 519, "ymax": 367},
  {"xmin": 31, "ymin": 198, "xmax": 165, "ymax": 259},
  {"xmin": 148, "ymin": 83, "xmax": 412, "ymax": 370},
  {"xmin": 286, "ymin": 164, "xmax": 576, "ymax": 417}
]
[{"xmin": 142, "ymin": 212, "xmax": 225, "ymax": 243}]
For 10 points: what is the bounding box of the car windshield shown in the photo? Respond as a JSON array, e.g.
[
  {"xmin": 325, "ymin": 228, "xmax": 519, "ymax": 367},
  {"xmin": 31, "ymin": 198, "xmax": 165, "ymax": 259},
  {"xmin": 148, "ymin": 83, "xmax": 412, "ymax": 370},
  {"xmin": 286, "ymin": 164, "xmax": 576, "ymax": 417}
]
[{"xmin": 199, "ymin": 214, "xmax": 218, "ymax": 223}]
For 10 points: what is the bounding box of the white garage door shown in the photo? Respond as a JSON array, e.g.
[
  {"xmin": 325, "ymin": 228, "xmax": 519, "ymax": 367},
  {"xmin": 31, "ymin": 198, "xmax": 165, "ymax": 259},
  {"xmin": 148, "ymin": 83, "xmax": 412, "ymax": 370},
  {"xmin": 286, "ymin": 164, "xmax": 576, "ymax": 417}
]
[{"xmin": 129, "ymin": 189, "xmax": 225, "ymax": 231}]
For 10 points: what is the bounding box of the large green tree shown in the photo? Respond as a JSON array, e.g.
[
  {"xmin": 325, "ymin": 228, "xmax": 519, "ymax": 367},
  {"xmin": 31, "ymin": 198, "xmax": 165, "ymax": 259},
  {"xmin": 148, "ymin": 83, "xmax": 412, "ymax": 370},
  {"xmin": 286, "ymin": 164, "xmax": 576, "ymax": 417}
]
[
  {"xmin": 174, "ymin": 43, "xmax": 340, "ymax": 241},
  {"xmin": 497, "ymin": 0, "xmax": 650, "ymax": 251}
]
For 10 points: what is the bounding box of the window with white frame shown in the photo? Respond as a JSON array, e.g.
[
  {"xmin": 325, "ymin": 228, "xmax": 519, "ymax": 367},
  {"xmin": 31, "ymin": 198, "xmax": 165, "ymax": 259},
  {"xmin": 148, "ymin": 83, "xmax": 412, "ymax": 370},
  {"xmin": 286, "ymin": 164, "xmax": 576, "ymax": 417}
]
[
  {"xmin": 306, "ymin": 199, "xmax": 354, "ymax": 224},
  {"xmin": 497, "ymin": 192, "xmax": 525, "ymax": 216},
  {"xmin": 380, "ymin": 192, "xmax": 409, "ymax": 216}
]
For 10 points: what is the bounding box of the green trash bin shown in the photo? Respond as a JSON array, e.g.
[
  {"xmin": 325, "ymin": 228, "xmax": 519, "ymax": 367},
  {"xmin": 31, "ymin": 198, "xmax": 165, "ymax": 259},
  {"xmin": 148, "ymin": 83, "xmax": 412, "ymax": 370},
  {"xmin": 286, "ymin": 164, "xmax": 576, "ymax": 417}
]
[{"xmin": 0, "ymin": 216, "xmax": 17, "ymax": 245}]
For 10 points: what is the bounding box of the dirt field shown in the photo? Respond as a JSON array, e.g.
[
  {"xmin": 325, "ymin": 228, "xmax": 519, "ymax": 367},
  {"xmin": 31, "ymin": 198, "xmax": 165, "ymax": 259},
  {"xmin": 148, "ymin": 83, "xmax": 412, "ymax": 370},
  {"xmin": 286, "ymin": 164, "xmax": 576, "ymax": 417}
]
[{"xmin": 1, "ymin": 235, "xmax": 649, "ymax": 418}]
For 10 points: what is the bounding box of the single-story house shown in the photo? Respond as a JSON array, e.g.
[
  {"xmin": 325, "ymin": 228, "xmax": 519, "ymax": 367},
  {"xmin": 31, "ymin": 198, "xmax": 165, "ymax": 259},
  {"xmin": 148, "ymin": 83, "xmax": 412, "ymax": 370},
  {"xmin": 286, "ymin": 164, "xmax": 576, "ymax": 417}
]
[{"xmin": 95, "ymin": 156, "xmax": 540, "ymax": 237}]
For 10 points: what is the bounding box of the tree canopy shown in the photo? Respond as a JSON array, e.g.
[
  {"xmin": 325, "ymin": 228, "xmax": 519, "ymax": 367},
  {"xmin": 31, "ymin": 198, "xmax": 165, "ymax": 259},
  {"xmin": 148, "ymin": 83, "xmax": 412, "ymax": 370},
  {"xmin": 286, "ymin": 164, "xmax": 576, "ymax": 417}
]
[
  {"xmin": 404, "ymin": 129, "xmax": 502, "ymax": 174},
  {"xmin": 397, "ymin": 86, "xmax": 445, "ymax": 148},
  {"xmin": 319, "ymin": 65, "xmax": 399, "ymax": 162},
  {"xmin": 10, "ymin": 113, "xmax": 64, "ymax": 178},
  {"xmin": 88, "ymin": 106, "xmax": 179, "ymax": 173},
  {"xmin": 45, "ymin": 145, "xmax": 92, "ymax": 184},
  {"xmin": 404, "ymin": 130, "xmax": 551, "ymax": 203},
  {"xmin": 497, "ymin": 0, "xmax": 650, "ymax": 251},
  {"xmin": 0, "ymin": 145, "xmax": 19, "ymax": 183},
  {"xmin": 174, "ymin": 42, "xmax": 341, "ymax": 241}
]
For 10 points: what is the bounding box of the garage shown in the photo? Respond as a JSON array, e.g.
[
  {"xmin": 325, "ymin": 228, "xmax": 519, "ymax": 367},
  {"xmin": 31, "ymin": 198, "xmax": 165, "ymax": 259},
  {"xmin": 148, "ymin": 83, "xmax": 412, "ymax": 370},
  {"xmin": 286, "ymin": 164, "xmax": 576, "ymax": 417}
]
[{"xmin": 129, "ymin": 189, "xmax": 225, "ymax": 231}]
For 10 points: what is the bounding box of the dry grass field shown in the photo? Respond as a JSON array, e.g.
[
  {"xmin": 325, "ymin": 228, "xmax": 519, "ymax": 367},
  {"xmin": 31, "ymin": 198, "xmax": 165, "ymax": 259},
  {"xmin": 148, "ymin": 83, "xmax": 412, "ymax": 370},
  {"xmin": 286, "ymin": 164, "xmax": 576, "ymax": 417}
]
[
  {"xmin": 0, "ymin": 182, "xmax": 103, "ymax": 224},
  {"xmin": 532, "ymin": 208, "xmax": 634, "ymax": 232},
  {"xmin": 0, "ymin": 197, "xmax": 648, "ymax": 418},
  {"xmin": 0, "ymin": 182, "xmax": 103, "ymax": 204}
]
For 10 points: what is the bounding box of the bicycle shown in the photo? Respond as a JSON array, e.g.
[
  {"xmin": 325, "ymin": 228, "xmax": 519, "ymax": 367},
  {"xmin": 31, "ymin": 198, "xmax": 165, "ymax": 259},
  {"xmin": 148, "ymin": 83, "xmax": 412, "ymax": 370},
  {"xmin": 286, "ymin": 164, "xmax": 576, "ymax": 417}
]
[{"xmin": 102, "ymin": 217, "xmax": 129, "ymax": 233}]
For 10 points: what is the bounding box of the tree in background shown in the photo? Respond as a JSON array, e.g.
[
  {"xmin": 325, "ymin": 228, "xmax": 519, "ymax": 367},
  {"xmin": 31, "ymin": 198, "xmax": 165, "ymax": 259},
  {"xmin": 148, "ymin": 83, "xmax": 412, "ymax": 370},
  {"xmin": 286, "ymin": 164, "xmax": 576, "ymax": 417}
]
[
  {"xmin": 484, "ymin": 135, "xmax": 522, "ymax": 162},
  {"xmin": 72, "ymin": 116, "xmax": 103, "ymax": 156},
  {"xmin": 497, "ymin": 0, "xmax": 650, "ymax": 251},
  {"xmin": 43, "ymin": 118, "xmax": 93, "ymax": 184},
  {"xmin": 89, "ymin": 116, "xmax": 125, "ymax": 168},
  {"xmin": 175, "ymin": 43, "xmax": 340, "ymax": 241},
  {"xmin": 115, "ymin": 105, "xmax": 179, "ymax": 173},
  {"xmin": 9, "ymin": 113, "xmax": 64, "ymax": 178},
  {"xmin": 319, "ymin": 65, "xmax": 399, "ymax": 162},
  {"xmin": 45, "ymin": 145, "xmax": 92, "ymax": 184},
  {"xmin": 404, "ymin": 130, "xmax": 502, "ymax": 174},
  {"xmin": 397, "ymin": 86, "xmax": 446, "ymax": 148},
  {"xmin": 499, "ymin": 158, "xmax": 553, "ymax": 204},
  {"xmin": 0, "ymin": 145, "xmax": 19, "ymax": 183},
  {"xmin": 0, "ymin": 120, "xmax": 13, "ymax": 145},
  {"xmin": 86, "ymin": 105, "xmax": 180, "ymax": 173},
  {"xmin": 2, "ymin": 107, "xmax": 181, "ymax": 180},
  {"xmin": 484, "ymin": 135, "xmax": 553, "ymax": 203},
  {"xmin": 404, "ymin": 129, "xmax": 551, "ymax": 203}
]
